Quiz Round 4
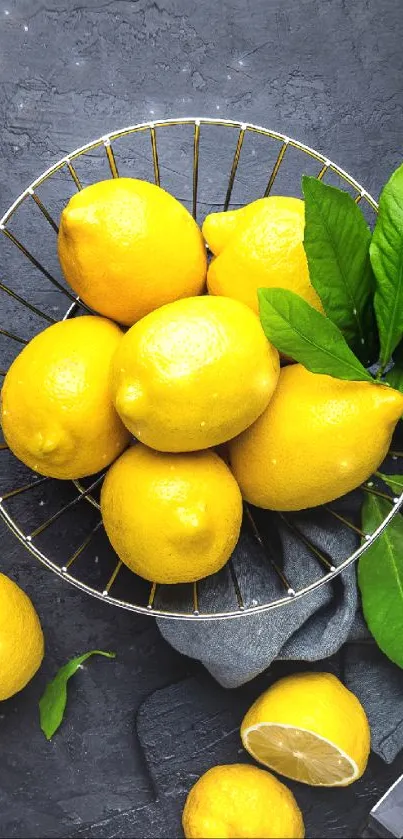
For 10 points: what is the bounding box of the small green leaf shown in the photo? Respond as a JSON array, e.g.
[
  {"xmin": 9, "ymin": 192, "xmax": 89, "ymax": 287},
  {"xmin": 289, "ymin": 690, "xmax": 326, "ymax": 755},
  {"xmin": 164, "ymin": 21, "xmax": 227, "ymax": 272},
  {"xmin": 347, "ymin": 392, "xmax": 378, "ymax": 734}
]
[
  {"xmin": 371, "ymin": 162, "xmax": 403, "ymax": 369},
  {"xmin": 39, "ymin": 650, "xmax": 116, "ymax": 740},
  {"xmin": 258, "ymin": 287, "xmax": 373, "ymax": 382},
  {"xmin": 358, "ymin": 494, "xmax": 403, "ymax": 667},
  {"xmin": 376, "ymin": 472, "xmax": 403, "ymax": 495},
  {"xmin": 302, "ymin": 176, "xmax": 376, "ymax": 363}
]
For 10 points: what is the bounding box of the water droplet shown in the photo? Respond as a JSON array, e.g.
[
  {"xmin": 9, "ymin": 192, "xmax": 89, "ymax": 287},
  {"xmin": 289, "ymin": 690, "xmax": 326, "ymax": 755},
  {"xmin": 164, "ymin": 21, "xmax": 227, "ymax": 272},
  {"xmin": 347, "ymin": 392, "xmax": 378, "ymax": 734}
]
[
  {"xmin": 227, "ymin": 74, "xmax": 231, "ymax": 80},
  {"xmin": 23, "ymin": 24, "xmax": 28, "ymax": 31},
  {"xmin": 4, "ymin": 10, "xmax": 10, "ymax": 16},
  {"xmin": 361, "ymin": 338, "xmax": 365, "ymax": 345},
  {"xmin": 353, "ymin": 308, "xmax": 357, "ymax": 315},
  {"xmin": 238, "ymin": 59, "xmax": 244, "ymax": 66}
]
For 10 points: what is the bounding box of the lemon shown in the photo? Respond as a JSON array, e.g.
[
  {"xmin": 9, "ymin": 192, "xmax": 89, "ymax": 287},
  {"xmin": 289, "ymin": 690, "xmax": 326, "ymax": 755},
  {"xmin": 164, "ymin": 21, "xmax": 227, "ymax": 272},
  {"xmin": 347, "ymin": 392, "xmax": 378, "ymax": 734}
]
[
  {"xmin": 101, "ymin": 444, "xmax": 242, "ymax": 584},
  {"xmin": 241, "ymin": 672, "xmax": 370, "ymax": 787},
  {"xmin": 203, "ymin": 197, "xmax": 322, "ymax": 314},
  {"xmin": 1, "ymin": 316, "xmax": 130, "ymax": 480},
  {"xmin": 182, "ymin": 763, "xmax": 304, "ymax": 839},
  {"xmin": 58, "ymin": 178, "xmax": 207, "ymax": 325},
  {"xmin": 111, "ymin": 295, "xmax": 279, "ymax": 452},
  {"xmin": 0, "ymin": 573, "xmax": 44, "ymax": 700},
  {"xmin": 228, "ymin": 363, "xmax": 403, "ymax": 510}
]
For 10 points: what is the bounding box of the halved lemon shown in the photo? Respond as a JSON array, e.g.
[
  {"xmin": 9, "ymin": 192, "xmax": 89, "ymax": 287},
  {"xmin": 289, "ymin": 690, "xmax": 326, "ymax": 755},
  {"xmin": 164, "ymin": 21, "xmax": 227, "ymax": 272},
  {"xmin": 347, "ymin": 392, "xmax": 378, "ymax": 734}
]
[{"xmin": 241, "ymin": 672, "xmax": 370, "ymax": 787}]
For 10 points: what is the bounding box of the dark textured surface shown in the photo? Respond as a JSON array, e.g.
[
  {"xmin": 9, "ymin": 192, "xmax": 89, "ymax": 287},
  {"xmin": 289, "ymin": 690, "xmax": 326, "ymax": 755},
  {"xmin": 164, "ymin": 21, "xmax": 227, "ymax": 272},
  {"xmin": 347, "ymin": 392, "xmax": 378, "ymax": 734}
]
[{"xmin": 1, "ymin": 1, "xmax": 403, "ymax": 837}]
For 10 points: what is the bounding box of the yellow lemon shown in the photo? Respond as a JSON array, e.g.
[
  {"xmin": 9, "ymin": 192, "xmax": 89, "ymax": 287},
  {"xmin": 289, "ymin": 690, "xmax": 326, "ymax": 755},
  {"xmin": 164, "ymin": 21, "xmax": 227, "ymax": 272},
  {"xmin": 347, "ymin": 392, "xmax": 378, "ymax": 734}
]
[
  {"xmin": 0, "ymin": 573, "xmax": 44, "ymax": 700},
  {"xmin": 58, "ymin": 178, "xmax": 207, "ymax": 325},
  {"xmin": 1, "ymin": 316, "xmax": 130, "ymax": 480},
  {"xmin": 111, "ymin": 295, "xmax": 279, "ymax": 452},
  {"xmin": 229, "ymin": 363, "xmax": 403, "ymax": 510},
  {"xmin": 241, "ymin": 672, "xmax": 370, "ymax": 787},
  {"xmin": 182, "ymin": 764, "xmax": 304, "ymax": 839},
  {"xmin": 100, "ymin": 444, "xmax": 242, "ymax": 584},
  {"xmin": 203, "ymin": 197, "xmax": 322, "ymax": 314}
]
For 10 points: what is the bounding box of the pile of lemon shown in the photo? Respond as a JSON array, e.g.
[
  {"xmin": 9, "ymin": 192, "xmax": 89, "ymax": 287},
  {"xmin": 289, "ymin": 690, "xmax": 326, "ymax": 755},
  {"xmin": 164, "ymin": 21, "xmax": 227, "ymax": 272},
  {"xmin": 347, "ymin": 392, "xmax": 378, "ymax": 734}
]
[{"xmin": 2, "ymin": 178, "xmax": 403, "ymax": 585}]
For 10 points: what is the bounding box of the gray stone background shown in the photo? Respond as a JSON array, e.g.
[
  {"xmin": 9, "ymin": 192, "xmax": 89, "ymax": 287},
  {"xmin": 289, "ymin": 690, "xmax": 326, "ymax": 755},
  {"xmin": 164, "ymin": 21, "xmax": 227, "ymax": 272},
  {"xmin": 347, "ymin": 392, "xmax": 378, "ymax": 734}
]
[{"xmin": 1, "ymin": 1, "xmax": 403, "ymax": 837}]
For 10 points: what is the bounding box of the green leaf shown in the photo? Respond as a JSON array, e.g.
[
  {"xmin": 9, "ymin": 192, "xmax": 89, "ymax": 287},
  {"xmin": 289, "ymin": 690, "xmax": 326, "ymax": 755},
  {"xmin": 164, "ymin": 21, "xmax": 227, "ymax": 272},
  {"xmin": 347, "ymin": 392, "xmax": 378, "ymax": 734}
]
[
  {"xmin": 371, "ymin": 162, "xmax": 403, "ymax": 369},
  {"xmin": 258, "ymin": 287, "xmax": 373, "ymax": 382},
  {"xmin": 302, "ymin": 176, "xmax": 376, "ymax": 363},
  {"xmin": 39, "ymin": 650, "xmax": 116, "ymax": 740},
  {"xmin": 358, "ymin": 494, "xmax": 403, "ymax": 667},
  {"xmin": 385, "ymin": 365, "xmax": 403, "ymax": 394},
  {"xmin": 376, "ymin": 472, "xmax": 403, "ymax": 495}
]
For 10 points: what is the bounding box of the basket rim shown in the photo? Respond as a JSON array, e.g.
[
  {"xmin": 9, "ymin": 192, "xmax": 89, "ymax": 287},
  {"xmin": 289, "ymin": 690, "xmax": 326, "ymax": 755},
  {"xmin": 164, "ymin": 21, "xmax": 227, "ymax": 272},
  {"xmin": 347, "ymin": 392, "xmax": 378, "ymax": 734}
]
[
  {"xmin": 0, "ymin": 116, "xmax": 378, "ymax": 226},
  {"xmin": 1, "ymin": 115, "xmax": 399, "ymax": 621}
]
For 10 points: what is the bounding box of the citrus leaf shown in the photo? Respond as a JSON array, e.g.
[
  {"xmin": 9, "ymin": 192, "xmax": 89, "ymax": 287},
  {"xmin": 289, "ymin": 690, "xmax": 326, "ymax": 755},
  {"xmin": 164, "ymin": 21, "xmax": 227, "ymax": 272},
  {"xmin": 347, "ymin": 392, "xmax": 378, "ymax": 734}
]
[
  {"xmin": 302, "ymin": 176, "xmax": 376, "ymax": 363},
  {"xmin": 258, "ymin": 287, "xmax": 373, "ymax": 382},
  {"xmin": 358, "ymin": 494, "xmax": 403, "ymax": 668},
  {"xmin": 371, "ymin": 163, "xmax": 403, "ymax": 369},
  {"xmin": 376, "ymin": 472, "xmax": 403, "ymax": 495},
  {"xmin": 39, "ymin": 650, "xmax": 116, "ymax": 740}
]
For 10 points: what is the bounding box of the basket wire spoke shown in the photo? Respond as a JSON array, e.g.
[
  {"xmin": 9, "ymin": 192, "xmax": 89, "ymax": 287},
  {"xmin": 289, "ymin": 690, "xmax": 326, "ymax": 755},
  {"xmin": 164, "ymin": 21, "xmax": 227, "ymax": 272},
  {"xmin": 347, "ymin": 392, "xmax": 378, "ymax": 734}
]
[
  {"xmin": 1, "ymin": 225, "xmax": 93, "ymax": 313},
  {"xmin": 223, "ymin": 123, "xmax": 246, "ymax": 211},
  {"xmin": 0, "ymin": 327, "xmax": 28, "ymax": 345},
  {"xmin": 26, "ymin": 471, "xmax": 106, "ymax": 541},
  {"xmin": 0, "ymin": 280, "xmax": 56, "ymax": 323},
  {"xmin": 1, "ymin": 116, "xmax": 402, "ymax": 620},
  {"xmin": 62, "ymin": 520, "xmax": 103, "ymax": 573},
  {"xmin": 244, "ymin": 504, "xmax": 295, "ymax": 596},
  {"xmin": 28, "ymin": 189, "xmax": 60, "ymax": 233},
  {"xmin": 192, "ymin": 119, "xmax": 200, "ymax": 221},
  {"xmin": 277, "ymin": 512, "xmax": 336, "ymax": 573},
  {"xmin": 264, "ymin": 139, "xmax": 289, "ymax": 196},
  {"xmin": 65, "ymin": 158, "xmax": 83, "ymax": 190}
]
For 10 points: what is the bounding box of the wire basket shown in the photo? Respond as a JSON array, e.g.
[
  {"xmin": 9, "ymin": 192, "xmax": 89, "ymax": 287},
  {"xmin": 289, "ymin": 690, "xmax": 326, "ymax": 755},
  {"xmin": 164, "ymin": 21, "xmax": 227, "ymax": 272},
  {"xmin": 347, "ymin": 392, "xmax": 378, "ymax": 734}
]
[{"xmin": 1, "ymin": 116, "xmax": 402, "ymax": 621}]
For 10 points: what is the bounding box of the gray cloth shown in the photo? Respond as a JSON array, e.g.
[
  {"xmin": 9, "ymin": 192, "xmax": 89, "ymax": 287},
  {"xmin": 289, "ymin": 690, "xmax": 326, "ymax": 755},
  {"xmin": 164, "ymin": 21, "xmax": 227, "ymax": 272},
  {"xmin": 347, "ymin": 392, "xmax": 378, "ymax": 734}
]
[{"xmin": 157, "ymin": 492, "xmax": 403, "ymax": 764}]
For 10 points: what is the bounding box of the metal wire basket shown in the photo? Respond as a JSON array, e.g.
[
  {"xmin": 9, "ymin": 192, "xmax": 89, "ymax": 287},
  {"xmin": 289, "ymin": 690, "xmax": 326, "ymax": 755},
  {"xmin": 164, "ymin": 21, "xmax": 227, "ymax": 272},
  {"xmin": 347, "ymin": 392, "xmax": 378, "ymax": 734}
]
[{"xmin": 1, "ymin": 116, "xmax": 402, "ymax": 621}]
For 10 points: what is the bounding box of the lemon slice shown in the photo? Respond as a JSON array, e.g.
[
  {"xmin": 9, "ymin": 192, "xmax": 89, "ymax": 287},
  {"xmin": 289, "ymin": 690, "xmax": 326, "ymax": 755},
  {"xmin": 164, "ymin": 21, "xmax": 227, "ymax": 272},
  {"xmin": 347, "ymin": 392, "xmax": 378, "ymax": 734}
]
[
  {"xmin": 242, "ymin": 723, "xmax": 359, "ymax": 786},
  {"xmin": 241, "ymin": 672, "xmax": 370, "ymax": 787}
]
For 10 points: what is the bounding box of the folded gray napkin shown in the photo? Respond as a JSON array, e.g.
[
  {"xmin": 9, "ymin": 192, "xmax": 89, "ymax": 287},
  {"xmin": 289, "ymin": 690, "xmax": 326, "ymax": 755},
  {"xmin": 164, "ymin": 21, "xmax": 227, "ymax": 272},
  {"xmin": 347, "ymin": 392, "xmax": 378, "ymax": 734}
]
[{"xmin": 157, "ymin": 490, "xmax": 403, "ymax": 764}]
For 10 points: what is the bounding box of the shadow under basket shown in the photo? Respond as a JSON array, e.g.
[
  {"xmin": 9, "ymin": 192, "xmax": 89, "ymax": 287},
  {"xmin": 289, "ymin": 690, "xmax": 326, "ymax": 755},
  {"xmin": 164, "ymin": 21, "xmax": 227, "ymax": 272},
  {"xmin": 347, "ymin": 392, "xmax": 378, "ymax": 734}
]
[{"xmin": 1, "ymin": 116, "xmax": 401, "ymax": 621}]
